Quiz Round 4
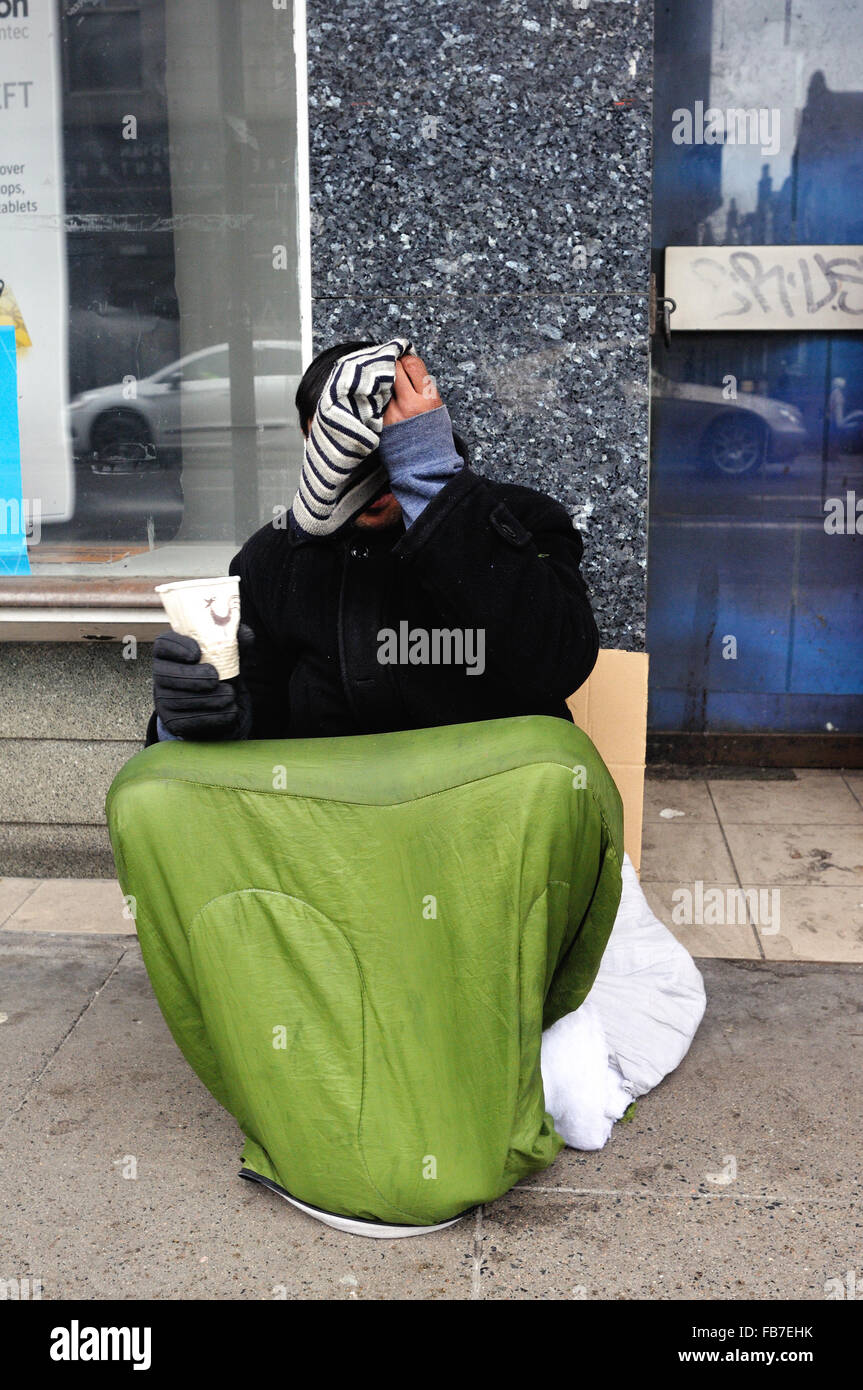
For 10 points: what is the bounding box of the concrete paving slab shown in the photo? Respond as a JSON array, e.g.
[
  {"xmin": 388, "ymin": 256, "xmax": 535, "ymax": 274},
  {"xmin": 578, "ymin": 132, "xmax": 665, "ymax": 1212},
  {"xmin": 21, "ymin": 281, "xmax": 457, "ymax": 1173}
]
[
  {"xmin": 640, "ymin": 821, "xmax": 737, "ymax": 883},
  {"xmin": 709, "ymin": 775, "xmax": 863, "ymax": 826},
  {"xmin": 0, "ymin": 944, "xmax": 476, "ymax": 1301},
  {"xmin": 0, "ymin": 877, "xmax": 39, "ymax": 926},
  {"xmin": 0, "ymin": 935, "xmax": 127, "ymax": 1125},
  {"xmin": 757, "ymin": 885, "xmax": 863, "ymax": 963},
  {"xmin": 2, "ymin": 946, "xmax": 860, "ymax": 1301},
  {"xmin": 643, "ymin": 778, "xmax": 719, "ymax": 823},
  {"xmin": 488, "ymin": 961, "xmax": 863, "ymax": 1298},
  {"xmin": 523, "ymin": 960, "xmax": 863, "ymax": 1207},
  {"xmin": 480, "ymin": 1188, "xmax": 856, "ymax": 1300},
  {"xmin": 723, "ymin": 823, "xmax": 863, "ymax": 886},
  {"xmin": 641, "ymin": 882, "xmax": 761, "ymax": 958},
  {"xmin": 2, "ymin": 878, "xmax": 133, "ymax": 935}
]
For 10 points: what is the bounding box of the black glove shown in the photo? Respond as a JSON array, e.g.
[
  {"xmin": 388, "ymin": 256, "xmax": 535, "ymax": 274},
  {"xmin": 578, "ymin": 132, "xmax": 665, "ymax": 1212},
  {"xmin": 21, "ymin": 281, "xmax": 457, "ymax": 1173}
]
[{"xmin": 152, "ymin": 623, "xmax": 255, "ymax": 741}]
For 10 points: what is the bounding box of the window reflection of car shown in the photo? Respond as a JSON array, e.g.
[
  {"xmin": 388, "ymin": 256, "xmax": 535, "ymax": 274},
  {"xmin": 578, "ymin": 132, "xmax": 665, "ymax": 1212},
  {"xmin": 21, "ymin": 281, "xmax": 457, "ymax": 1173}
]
[
  {"xmin": 66, "ymin": 340, "xmax": 303, "ymax": 472},
  {"xmin": 651, "ymin": 372, "xmax": 807, "ymax": 476}
]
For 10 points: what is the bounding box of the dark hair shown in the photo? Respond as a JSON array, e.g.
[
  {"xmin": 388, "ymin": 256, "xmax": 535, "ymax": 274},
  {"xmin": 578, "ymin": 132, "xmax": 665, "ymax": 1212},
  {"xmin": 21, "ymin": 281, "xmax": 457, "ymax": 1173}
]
[
  {"xmin": 295, "ymin": 340, "xmax": 470, "ymax": 466},
  {"xmin": 295, "ymin": 341, "xmax": 375, "ymax": 432}
]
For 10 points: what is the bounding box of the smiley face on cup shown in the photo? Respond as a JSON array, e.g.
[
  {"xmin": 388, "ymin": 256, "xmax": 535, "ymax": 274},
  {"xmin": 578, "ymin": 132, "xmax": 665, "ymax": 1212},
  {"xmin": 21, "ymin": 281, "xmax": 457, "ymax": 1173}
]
[{"xmin": 155, "ymin": 577, "xmax": 241, "ymax": 679}]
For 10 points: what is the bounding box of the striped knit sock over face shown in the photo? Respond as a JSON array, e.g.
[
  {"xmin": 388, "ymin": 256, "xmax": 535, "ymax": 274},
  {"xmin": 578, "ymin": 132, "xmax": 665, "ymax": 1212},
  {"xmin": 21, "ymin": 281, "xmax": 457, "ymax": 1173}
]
[{"xmin": 291, "ymin": 337, "xmax": 414, "ymax": 537}]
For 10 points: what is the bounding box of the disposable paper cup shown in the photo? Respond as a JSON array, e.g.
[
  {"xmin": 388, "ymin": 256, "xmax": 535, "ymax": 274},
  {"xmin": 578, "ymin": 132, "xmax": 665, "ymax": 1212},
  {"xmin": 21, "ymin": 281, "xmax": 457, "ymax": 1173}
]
[{"xmin": 155, "ymin": 576, "xmax": 241, "ymax": 679}]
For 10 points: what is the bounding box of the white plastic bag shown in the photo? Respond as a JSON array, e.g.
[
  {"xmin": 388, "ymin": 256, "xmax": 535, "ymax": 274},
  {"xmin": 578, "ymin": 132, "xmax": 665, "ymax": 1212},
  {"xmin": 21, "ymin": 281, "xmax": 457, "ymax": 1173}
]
[{"xmin": 541, "ymin": 854, "xmax": 706, "ymax": 1150}]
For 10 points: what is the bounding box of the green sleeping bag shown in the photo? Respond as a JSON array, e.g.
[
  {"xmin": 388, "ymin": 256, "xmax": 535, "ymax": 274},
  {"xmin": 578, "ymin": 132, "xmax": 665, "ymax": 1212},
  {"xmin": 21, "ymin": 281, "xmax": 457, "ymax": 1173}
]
[{"xmin": 106, "ymin": 715, "xmax": 623, "ymax": 1226}]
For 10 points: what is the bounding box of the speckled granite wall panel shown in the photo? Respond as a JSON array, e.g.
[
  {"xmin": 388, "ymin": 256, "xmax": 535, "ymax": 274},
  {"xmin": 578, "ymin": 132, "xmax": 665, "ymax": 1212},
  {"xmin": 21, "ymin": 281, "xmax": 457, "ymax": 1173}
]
[{"xmin": 306, "ymin": 1, "xmax": 652, "ymax": 648}]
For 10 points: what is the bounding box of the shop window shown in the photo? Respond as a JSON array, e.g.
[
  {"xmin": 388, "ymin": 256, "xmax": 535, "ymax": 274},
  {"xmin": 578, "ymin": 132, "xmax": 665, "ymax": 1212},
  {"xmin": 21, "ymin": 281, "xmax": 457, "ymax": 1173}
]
[
  {"xmin": 0, "ymin": 0, "xmax": 307, "ymax": 587},
  {"xmin": 65, "ymin": 7, "xmax": 143, "ymax": 93},
  {"xmin": 649, "ymin": 0, "xmax": 863, "ymax": 736}
]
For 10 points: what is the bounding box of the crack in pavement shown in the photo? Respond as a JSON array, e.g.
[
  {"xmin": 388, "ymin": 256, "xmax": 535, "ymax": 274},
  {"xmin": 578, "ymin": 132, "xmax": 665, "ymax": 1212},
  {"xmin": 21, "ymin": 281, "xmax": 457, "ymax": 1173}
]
[{"xmin": 0, "ymin": 944, "xmax": 131, "ymax": 1137}]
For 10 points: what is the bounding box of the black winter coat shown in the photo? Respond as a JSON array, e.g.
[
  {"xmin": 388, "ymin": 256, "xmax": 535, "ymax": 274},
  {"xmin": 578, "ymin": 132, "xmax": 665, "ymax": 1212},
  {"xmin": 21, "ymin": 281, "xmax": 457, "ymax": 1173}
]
[{"xmin": 145, "ymin": 467, "xmax": 599, "ymax": 744}]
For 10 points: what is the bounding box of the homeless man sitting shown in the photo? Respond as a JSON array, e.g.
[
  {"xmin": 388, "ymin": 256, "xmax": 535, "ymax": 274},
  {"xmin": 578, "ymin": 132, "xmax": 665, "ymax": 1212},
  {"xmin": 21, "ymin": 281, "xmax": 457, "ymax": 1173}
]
[
  {"xmin": 146, "ymin": 337, "xmax": 600, "ymax": 747},
  {"xmin": 137, "ymin": 336, "xmax": 706, "ymax": 1182}
]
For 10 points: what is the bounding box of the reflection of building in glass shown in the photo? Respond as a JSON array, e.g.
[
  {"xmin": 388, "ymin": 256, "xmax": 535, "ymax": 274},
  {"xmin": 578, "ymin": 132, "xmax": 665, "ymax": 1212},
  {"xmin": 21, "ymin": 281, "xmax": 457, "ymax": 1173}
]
[
  {"xmin": 705, "ymin": 72, "xmax": 863, "ymax": 247},
  {"xmin": 794, "ymin": 71, "xmax": 863, "ymax": 242},
  {"xmin": 650, "ymin": 5, "xmax": 863, "ymax": 742},
  {"xmin": 652, "ymin": 0, "xmax": 721, "ymax": 250},
  {"xmin": 61, "ymin": 0, "xmax": 179, "ymax": 396},
  {"xmin": 673, "ymin": 67, "xmax": 863, "ymax": 426},
  {"xmin": 59, "ymin": 0, "xmax": 304, "ymax": 542}
]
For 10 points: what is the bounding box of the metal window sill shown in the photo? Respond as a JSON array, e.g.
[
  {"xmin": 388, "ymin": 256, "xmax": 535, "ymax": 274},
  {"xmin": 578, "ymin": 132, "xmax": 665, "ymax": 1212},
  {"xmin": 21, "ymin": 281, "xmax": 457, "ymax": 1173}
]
[{"xmin": 0, "ymin": 579, "xmax": 174, "ymax": 641}]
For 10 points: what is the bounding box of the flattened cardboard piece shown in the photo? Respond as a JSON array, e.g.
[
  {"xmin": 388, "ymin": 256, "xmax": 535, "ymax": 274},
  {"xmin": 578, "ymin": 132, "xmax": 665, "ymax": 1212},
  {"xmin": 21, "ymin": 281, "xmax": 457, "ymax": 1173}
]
[{"xmin": 567, "ymin": 650, "xmax": 649, "ymax": 873}]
